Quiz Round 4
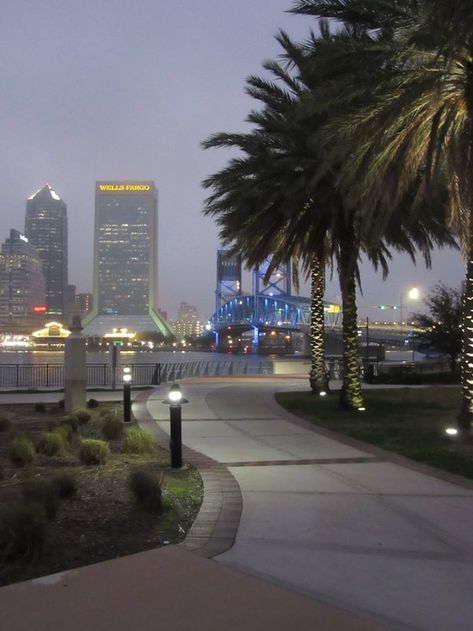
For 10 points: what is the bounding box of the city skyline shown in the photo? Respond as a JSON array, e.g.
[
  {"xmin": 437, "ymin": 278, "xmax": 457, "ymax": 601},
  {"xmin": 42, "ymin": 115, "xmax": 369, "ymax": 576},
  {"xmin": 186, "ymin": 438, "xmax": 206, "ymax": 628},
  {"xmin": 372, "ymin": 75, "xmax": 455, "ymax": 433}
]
[{"xmin": 0, "ymin": 1, "xmax": 464, "ymax": 321}]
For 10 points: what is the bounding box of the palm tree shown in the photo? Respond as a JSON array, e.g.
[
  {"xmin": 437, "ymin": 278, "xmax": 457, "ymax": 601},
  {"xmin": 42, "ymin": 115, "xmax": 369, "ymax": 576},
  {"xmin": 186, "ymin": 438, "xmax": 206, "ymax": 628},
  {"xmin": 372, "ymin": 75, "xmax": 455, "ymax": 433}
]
[
  {"xmin": 291, "ymin": 0, "xmax": 473, "ymax": 429},
  {"xmin": 203, "ymin": 28, "xmax": 455, "ymax": 411},
  {"xmin": 202, "ymin": 45, "xmax": 331, "ymax": 395}
]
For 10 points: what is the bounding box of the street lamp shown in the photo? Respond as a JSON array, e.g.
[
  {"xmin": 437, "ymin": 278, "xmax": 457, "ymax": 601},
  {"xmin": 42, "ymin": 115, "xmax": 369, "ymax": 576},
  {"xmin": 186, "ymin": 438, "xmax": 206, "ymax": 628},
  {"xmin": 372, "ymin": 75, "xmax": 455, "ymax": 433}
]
[
  {"xmin": 400, "ymin": 287, "xmax": 420, "ymax": 334},
  {"xmin": 123, "ymin": 366, "xmax": 132, "ymax": 422},
  {"xmin": 162, "ymin": 383, "xmax": 188, "ymax": 468}
]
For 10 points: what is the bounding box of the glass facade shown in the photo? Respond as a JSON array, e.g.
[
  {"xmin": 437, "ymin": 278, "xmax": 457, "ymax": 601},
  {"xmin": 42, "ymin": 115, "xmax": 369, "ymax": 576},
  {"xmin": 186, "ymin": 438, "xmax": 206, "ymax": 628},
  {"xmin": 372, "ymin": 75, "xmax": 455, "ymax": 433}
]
[
  {"xmin": 0, "ymin": 229, "xmax": 46, "ymax": 317},
  {"xmin": 94, "ymin": 182, "xmax": 155, "ymax": 316},
  {"xmin": 25, "ymin": 185, "xmax": 68, "ymax": 315}
]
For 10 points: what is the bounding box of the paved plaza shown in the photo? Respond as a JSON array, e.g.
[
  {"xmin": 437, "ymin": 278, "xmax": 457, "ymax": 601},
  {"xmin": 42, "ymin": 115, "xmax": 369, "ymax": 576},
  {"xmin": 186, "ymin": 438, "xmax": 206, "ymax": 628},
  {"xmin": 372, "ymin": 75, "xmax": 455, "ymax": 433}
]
[{"xmin": 1, "ymin": 376, "xmax": 473, "ymax": 630}]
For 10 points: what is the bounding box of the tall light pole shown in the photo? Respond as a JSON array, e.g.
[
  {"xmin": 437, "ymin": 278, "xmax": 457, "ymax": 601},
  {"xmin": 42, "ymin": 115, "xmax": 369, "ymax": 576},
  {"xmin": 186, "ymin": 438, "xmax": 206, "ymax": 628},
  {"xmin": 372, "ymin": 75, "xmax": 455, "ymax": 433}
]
[{"xmin": 400, "ymin": 287, "xmax": 420, "ymax": 334}]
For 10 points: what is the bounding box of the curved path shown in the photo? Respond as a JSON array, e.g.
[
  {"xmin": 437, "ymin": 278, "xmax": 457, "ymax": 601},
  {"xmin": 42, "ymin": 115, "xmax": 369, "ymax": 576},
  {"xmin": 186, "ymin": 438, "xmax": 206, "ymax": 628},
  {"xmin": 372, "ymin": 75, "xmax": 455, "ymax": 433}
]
[{"xmin": 136, "ymin": 377, "xmax": 473, "ymax": 631}]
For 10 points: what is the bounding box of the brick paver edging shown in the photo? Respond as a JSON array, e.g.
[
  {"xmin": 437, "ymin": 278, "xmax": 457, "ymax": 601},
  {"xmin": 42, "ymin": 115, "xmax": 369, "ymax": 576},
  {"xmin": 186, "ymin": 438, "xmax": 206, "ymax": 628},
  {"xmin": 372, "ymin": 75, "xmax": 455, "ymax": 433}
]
[{"xmin": 132, "ymin": 389, "xmax": 242, "ymax": 558}]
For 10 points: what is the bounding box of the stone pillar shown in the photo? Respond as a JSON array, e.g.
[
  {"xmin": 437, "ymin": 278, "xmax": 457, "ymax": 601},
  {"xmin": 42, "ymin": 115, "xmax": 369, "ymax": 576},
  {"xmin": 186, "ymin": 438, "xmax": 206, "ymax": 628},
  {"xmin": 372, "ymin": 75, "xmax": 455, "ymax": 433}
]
[{"xmin": 64, "ymin": 316, "xmax": 86, "ymax": 412}]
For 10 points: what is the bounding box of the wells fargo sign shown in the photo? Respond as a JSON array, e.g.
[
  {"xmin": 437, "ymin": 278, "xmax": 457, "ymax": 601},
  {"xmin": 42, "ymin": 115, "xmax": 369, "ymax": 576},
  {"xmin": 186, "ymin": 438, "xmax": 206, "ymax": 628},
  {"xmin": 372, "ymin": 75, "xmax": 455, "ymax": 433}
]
[{"xmin": 97, "ymin": 183, "xmax": 152, "ymax": 192}]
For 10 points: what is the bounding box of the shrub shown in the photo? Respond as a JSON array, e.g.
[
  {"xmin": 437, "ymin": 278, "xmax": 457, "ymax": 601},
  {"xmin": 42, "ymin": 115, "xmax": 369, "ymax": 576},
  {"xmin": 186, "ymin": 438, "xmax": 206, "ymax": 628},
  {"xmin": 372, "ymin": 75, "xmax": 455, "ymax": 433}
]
[
  {"xmin": 34, "ymin": 402, "xmax": 46, "ymax": 413},
  {"xmin": 58, "ymin": 399, "xmax": 65, "ymax": 410},
  {"xmin": 61, "ymin": 414, "xmax": 80, "ymax": 432},
  {"xmin": 73, "ymin": 408, "xmax": 91, "ymax": 425},
  {"xmin": 99, "ymin": 407, "xmax": 113, "ymax": 418},
  {"xmin": 21, "ymin": 479, "xmax": 59, "ymax": 519},
  {"xmin": 0, "ymin": 502, "xmax": 47, "ymax": 560},
  {"xmin": 8, "ymin": 436, "xmax": 35, "ymax": 467},
  {"xmin": 55, "ymin": 423, "xmax": 74, "ymax": 443},
  {"xmin": 0, "ymin": 416, "xmax": 11, "ymax": 432},
  {"xmin": 79, "ymin": 439, "xmax": 110, "ymax": 465},
  {"xmin": 87, "ymin": 398, "xmax": 99, "ymax": 409},
  {"xmin": 129, "ymin": 470, "xmax": 162, "ymax": 513},
  {"xmin": 46, "ymin": 419, "xmax": 60, "ymax": 431},
  {"xmin": 49, "ymin": 404, "xmax": 61, "ymax": 415},
  {"xmin": 51, "ymin": 472, "xmax": 78, "ymax": 498},
  {"xmin": 122, "ymin": 428, "xmax": 155, "ymax": 455},
  {"xmin": 36, "ymin": 432, "xmax": 65, "ymax": 457},
  {"xmin": 102, "ymin": 415, "xmax": 123, "ymax": 440}
]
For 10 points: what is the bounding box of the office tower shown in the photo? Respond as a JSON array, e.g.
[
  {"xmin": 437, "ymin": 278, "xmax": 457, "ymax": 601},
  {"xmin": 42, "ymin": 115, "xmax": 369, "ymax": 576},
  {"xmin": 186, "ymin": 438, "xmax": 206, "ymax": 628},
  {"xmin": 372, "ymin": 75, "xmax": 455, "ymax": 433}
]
[
  {"xmin": 25, "ymin": 184, "xmax": 68, "ymax": 316},
  {"xmin": 0, "ymin": 229, "xmax": 46, "ymax": 318},
  {"xmin": 83, "ymin": 181, "xmax": 171, "ymax": 336},
  {"xmin": 172, "ymin": 302, "xmax": 204, "ymax": 338}
]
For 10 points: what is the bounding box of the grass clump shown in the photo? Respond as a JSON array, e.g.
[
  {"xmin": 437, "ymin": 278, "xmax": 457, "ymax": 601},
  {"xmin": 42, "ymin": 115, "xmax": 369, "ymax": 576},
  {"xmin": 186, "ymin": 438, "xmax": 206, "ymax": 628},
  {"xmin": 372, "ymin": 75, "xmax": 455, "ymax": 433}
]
[
  {"xmin": 55, "ymin": 423, "xmax": 74, "ymax": 444},
  {"xmin": 79, "ymin": 439, "xmax": 110, "ymax": 465},
  {"xmin": 36, "ymin": 432, "xmax": 65, "ymax": 457},
  {"xmin": 61, "ymin": 415, "xmax": 80, "ymax": 432},
  {"xmin": 0, "ymin": 503, "xmax": 47, "ymax": 560},
  {"xmin": 51, "ymin": 472, "xmax": 78, "ymax": 498},
  {"xmin": 102, "ymin": 415, "xmax": 123, "ymax": 440},
  {"xmin": 21, "ymin": 479, "xmax": 59, "ymax": 519},
  {"xmin": 87, "ymin": 398, "xmax": 99, "ymax": 409},
  {"xmin": 99, "ymin": 407, "xmax": 113, "ymax": 418},
  {"xmin": 129, "ymin": 470, "xmax": 162, "ymax": 513},
  {"xmin": 34, "ymin": 402, "xmax": 46, "ymax": 413},
  {"xmin": 72, "ymin": 408, "xmax": 91, "ymax": 425},
  {"xmin": 0, "ymin": 416, "xmax": 11, "ymax": 433},
  {"xmin": 8, "ymin": 436, "xmax": 35, "ymax": 467},
  {"xmin": 122, "ymin": 427, "xmax": 155, "ymax": 455}
]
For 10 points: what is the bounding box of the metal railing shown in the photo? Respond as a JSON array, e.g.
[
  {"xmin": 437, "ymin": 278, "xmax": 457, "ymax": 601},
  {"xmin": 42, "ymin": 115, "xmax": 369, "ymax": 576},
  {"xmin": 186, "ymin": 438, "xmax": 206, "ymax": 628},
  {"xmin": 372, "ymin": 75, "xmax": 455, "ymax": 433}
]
[{"xmin": 0, "ymin": 359, "xmax": 275, "ymax": 390}]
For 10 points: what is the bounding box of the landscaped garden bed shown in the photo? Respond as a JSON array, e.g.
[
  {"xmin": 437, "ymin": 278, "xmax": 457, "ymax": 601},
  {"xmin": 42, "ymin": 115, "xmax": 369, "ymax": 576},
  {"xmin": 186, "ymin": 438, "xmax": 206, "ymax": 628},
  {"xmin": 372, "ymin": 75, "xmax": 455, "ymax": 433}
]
[
  {"xmin": 276, "ymin": 387, "xmax": 473, "ymax": 480},
  {"xmin": 0, "ymin": 401, "xmax": 203, "ymax": 587}
]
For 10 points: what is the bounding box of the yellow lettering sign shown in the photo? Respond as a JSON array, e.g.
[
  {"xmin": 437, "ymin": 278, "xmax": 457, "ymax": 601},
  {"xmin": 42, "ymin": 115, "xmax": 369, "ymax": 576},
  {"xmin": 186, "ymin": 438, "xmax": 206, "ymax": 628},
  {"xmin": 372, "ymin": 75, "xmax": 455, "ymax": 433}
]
[{"xmin": 98, "ymin": 184, "xmax": 151, "ymax": 192}]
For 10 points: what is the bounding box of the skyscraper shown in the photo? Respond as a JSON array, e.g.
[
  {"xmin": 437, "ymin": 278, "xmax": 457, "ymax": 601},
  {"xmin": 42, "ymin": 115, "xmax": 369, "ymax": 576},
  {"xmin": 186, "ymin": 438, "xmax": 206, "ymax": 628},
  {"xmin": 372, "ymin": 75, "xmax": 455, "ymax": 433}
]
[
  {"xmin": 0, "ymin": 229, "xmax": 46, "ymax": 318},
  {"xmin": 25, "ymin": 184, "xmax": 68, "ymax": 316},
  {"xmin": 83, "ymin": 181, "xmax": 171, "ymax": 336}
]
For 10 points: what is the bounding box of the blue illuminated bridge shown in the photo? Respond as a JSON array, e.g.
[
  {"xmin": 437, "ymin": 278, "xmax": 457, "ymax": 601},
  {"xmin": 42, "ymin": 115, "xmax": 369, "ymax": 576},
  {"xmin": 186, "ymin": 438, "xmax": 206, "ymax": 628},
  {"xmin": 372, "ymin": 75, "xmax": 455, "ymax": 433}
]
[
  {"xmin": 207, "ymin": 294, "xmax": 341, "ymax": 353},
  {"xmin": 207, "ymin": 294, "xmax": 408, "ymax": 354}
]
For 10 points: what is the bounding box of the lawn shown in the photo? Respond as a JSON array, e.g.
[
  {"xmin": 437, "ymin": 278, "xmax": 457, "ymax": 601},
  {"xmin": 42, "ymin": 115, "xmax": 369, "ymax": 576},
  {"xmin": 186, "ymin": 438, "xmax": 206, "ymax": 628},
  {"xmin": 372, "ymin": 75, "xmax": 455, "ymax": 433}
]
[
  {"xmin": 0, "ymin": 401, "xmax": 203, "ymax": 587},
  {"xmin": 276, "ymin": 387, "xmax": 473, "ymax": 480}
]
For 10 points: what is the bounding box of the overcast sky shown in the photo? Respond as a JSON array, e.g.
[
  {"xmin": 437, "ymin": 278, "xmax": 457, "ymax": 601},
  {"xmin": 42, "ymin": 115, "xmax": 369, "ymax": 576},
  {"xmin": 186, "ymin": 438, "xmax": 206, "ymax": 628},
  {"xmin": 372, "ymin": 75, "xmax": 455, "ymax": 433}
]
[{"xmin": 0, "ymin": 0, "xmax": 464, "ymax": 321}]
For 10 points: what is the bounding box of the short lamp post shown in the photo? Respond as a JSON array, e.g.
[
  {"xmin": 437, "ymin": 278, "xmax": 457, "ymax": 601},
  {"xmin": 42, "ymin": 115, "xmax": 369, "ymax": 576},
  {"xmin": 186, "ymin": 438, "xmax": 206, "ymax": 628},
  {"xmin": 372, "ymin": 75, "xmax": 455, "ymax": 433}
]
[
  {"xmin": 123, "ymin": 367, "xmax": 132, "ymax": 423},
  {"xmin": 163, "ymin": 383, "xmax": 188, "ymax": 468}
]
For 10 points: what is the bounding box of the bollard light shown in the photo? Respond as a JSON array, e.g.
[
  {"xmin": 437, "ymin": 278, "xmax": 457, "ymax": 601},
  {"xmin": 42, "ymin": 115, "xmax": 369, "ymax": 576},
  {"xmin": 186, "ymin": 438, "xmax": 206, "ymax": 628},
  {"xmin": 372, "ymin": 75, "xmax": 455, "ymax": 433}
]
[
  {"xmin": 162, "ymin": 384, "xmax": 189, "ymax": 468},
  {"xmin": 123, "ymin": 366, "xmax": 132, "ymax": 422}
]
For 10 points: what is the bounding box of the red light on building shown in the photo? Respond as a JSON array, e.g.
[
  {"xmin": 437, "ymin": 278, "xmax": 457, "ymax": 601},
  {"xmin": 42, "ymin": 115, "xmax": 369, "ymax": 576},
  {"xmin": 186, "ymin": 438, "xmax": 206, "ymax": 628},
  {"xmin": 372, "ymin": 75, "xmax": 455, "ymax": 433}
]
[{"xmin": 33, "ymin": 305, "xmax": 47, "ymax": 313}]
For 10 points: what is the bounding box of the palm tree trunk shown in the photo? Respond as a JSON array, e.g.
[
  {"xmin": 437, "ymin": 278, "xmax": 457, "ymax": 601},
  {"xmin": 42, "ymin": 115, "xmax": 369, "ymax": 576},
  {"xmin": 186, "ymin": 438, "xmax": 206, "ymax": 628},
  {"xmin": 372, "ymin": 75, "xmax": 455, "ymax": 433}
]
[
  {"xmin": 309, "ymin": 252, "xmax": 328, "ymax": 394},
  {"xmin": 338, "ymin": 224, "xmax": 364, "ymax": 410},
  {"xmin": 459, "ymin": 214, "xmax": 473, "ymax": 431}
]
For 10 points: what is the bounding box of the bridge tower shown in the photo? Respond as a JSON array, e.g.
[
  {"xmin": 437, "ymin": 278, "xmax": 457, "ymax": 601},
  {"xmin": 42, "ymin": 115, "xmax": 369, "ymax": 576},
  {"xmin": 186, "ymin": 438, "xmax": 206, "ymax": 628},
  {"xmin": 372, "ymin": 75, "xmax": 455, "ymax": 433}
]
[
  {"xmin": 253, "ymin": 258, "xmax": 291, "ymax": 320},
  {"xmin": 216, "ymin": 249, "xmax": 242, "ymax": 312},
  {"xmin": 253, "ymin": 258, "xmax": 291, "ymax": 298}
]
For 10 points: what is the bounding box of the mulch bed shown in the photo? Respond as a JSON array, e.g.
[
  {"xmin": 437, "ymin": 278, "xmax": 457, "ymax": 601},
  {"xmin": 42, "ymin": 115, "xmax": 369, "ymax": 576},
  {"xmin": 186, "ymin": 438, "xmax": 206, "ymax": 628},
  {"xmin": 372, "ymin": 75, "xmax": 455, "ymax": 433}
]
[{"xmin": 0, "ymin": 403, "xmax": 202, "ymax": 587}]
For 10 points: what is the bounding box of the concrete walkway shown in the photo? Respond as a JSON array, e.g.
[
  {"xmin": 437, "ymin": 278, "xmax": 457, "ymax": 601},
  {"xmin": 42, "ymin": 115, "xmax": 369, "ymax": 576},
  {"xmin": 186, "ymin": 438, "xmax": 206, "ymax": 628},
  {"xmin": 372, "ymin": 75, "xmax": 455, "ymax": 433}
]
[
  {"xmin": 1, "ymin": 376, "xmax": 473, "ymax": 630},
  {"xmin": 142, "ymin": 377, "xmax": 473, "ymax": 631}
]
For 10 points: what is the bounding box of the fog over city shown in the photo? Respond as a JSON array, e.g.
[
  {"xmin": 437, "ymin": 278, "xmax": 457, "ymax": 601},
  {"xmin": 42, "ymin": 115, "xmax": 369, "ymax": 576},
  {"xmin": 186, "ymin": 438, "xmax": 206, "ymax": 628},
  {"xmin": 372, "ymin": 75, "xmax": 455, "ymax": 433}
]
[{"xmin": 0, "ymin": 0, "xmax": 464, "ymax": 320}]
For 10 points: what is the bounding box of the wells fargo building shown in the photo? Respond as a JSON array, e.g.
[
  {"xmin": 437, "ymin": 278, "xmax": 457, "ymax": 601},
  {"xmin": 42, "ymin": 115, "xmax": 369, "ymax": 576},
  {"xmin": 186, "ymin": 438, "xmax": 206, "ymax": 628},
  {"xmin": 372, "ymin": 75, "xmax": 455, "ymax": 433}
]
[{"xmin": 83, "ymin": 181, "xmax": 171, "ymax": 336}]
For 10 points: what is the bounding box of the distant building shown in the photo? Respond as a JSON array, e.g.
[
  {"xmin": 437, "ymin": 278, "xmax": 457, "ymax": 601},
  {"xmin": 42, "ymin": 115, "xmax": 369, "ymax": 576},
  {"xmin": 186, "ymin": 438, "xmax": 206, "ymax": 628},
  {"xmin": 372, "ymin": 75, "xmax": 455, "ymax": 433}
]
[
  {"xmin": 83, "ymin": 181, "xmax": 172, "ymax": 336},
  {"xmin": 172, "ymin": 302, "xmax": 204, "ymax": 338},
  {"xmin": 74, "ymin": 293, "xmax": 93, "ymax": 319},
  {"xmin": 25, "ymin": 184, "xmax": 68, "ymax": 316},
  {"xmin": 0, "ymin": 229, "xmax": 46, "ymax": 318}
]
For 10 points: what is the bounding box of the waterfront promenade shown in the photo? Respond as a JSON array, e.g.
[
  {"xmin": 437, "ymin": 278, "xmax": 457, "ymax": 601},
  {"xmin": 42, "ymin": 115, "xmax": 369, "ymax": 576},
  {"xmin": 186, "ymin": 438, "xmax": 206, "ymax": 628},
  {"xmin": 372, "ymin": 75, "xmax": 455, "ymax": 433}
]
[{"xmin": 1, "ymin": 376, "xmax": 473, "ymax": 630}]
